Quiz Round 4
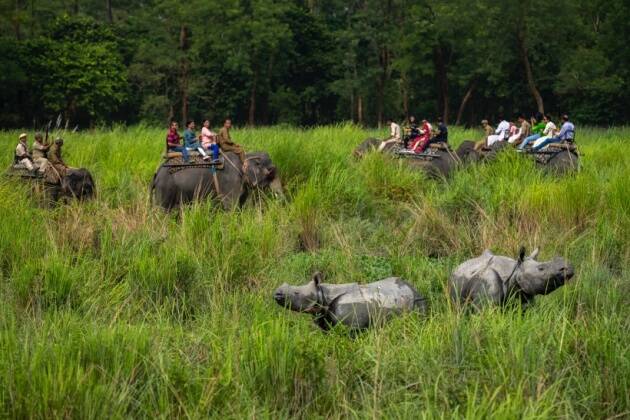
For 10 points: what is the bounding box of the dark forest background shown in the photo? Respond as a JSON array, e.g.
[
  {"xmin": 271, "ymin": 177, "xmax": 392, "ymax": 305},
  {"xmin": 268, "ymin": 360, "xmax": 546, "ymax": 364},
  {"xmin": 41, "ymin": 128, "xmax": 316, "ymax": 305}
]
[{"xmin": 1, "ymin": 0, "xmax": 628, "ymax": 128}]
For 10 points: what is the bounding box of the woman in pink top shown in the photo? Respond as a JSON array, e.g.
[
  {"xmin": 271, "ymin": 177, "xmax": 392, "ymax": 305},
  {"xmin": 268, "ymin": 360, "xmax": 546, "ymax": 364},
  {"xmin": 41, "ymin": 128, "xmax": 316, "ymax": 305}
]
[{"xmin": 200, "ymin": 119, "xmax": 220, "ymax": 161}]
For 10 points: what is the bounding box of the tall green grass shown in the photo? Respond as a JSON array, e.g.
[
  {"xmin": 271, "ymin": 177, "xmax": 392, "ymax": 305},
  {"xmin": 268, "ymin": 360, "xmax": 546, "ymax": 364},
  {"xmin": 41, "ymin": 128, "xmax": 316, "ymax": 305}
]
[{"xmin": 0, "ymin": 125, "xmax": 628, "ymax": 418}]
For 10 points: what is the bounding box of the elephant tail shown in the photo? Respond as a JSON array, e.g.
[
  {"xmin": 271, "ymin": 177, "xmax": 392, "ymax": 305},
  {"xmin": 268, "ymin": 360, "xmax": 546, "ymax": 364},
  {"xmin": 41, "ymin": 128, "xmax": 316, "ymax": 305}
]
[{"xmin": 149, "ymin": 171, "xmax": 158, "ymax": 207}]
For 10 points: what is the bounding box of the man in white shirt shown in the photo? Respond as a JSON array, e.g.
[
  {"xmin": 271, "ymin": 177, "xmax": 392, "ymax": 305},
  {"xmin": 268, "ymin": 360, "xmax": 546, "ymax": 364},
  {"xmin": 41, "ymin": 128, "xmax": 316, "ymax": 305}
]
[
  {"xmin": 532, "ymin": 115, "xmax": 558, "ymax": 149},
  {"xmin": 487, "ymin": 114, "xmax": 510, "ymax": 147},
  {"xmin": 378, "ymin": 118, "xmax": 402, "ymax": 151}
]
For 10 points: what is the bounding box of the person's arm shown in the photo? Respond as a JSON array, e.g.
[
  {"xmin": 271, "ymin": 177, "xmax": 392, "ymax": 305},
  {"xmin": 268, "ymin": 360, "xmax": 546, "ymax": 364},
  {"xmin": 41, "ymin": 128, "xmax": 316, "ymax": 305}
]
[{"xmin": 556, "ymin": 123, "xmax": 568, "ymax": 139}]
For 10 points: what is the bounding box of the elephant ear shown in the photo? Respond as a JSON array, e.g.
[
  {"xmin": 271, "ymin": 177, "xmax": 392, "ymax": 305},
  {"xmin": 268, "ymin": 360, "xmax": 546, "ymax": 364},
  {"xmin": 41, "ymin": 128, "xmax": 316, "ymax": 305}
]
[
  {"xmin": 312, "ymin": 271, "xmax": 325, "ymax": 286},
  {"xmin": 528, "ymin": 248, "xmax": 540, "ymax": 260},
  {"xmin": 518, "ymin": 246, "xmax": 526, "ymax": 263}
]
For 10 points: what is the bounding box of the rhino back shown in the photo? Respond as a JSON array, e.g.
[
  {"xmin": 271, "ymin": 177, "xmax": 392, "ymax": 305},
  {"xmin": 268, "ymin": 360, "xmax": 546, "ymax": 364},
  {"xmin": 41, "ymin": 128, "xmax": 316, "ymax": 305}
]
[{"xmin": 330, "ymin": 278, "xmax": 420, "ymax": 328}]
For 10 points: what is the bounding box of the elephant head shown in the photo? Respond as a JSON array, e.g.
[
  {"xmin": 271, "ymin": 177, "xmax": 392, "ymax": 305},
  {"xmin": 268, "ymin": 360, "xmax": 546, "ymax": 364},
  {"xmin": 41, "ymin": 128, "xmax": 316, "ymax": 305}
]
[
  {"xmin": 61, "ymin": 168, "xmax": 95, "ymax": 200},
  {"xmin": 243, "ymin": 152, "xmax": 284, "ymax": 197}
]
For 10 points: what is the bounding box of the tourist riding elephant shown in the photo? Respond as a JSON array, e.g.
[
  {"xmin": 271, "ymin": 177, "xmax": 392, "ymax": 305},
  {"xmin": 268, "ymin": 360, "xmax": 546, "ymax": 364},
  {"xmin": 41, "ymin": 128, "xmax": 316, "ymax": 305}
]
[
  {"xmin": 354, "ymin": 138, "xmax": 459, "ymax": 178},
  {"xmin": 449, "ymin": 247, "xmax": 575, "ymax": 310},
  {"xmin": 151, "ymin": 151, "xmax": 283, "ymax": 210},
  {"xmin": 274, "ymin": 272, "xmax": 428, "ymax": 331}
]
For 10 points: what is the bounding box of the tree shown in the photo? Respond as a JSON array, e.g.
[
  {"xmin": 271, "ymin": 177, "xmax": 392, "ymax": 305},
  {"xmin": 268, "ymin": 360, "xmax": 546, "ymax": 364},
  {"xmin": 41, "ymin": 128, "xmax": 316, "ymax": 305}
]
[{"xmin": 24, "ymin": 15, "xmax": 127, "ymax": 124}]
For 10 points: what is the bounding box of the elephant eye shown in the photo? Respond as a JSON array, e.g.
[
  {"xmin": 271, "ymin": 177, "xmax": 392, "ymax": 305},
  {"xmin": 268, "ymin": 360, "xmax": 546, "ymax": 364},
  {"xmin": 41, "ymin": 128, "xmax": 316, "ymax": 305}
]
[{"xmin": 538, "ymin": 267, "xmax": 544, "ymax": 271}]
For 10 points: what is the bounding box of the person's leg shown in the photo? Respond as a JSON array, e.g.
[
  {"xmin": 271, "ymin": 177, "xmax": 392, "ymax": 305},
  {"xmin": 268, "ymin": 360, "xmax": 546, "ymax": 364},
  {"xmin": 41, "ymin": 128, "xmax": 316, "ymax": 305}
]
[
  {"xmin": 210, "ymin": 144, "xmax": 220, "ymax": 160},
  {"xmin": 196, "ymin": 146, "xmax": 210, "ymax": 159},
  {"xmin": 237, "ymin": 147, "xmax": 246, "ymax": 163},
  {"xmin": 532, "ymin": 136, "xmax": 559, "ymax": 152},
  {"xmin": 21, "ymin": 158, "xmax": 34, "ymax": 171},
  {"xmin": 171, "ymin": 146, "xmax": 190, "ymax": 162},
  {"xmin": 487, "ymin": 135, "xmax": 500, "ymax": 147},
  {"xmin": 413, "ymin": 138, "xmax": 430, "ymax": 153},
  {"xmin": 518, "ymin": 133, "xmax": 540, "ymax": 150},
  {"xmin": 378, "ymin": 138, "xmax": 395, "ymax": 151}
]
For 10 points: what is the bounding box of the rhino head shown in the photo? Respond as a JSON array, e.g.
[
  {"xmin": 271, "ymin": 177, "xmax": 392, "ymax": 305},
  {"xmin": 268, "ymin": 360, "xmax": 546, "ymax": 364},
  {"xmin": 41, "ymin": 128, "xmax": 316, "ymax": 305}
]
[
  {"xmin": 273, "ymin": 272, "xmax": 323, "ymax": 313},
  {"xmin": 515, "ymin": 247, "xmax": 575, "ymax": 296}
]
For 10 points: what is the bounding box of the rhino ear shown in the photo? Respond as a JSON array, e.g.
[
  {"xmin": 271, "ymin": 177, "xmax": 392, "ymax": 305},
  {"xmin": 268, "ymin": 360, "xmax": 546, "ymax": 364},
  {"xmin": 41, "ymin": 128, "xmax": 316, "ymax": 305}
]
[
  {"xmin": 518, "ymin": 246, "xmax": 526, "ymax": 263},
  {"xmin": 528, "ymin": 247, "xmax": 540, "ymax": 260},
  {"xmin": 312, "ymin": 271, "xmax": 324, "ymax": 285}
]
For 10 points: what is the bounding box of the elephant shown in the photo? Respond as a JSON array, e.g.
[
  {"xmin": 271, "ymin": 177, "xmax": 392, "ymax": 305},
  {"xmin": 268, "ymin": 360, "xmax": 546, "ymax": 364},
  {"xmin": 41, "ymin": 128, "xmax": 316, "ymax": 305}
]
[
  {"xmin": 353, "ymin": 138, "xmax": 460, "ymax": 178},
  {"xmin": 6, "ymin": 165, "xmax": 95, "ymax": 202},
  {"xmin": 449, "ymin": 247, "xmax": 575, "ymax": 310},
  {"xmin": 274, "ymin": 272, "xmax": 428, "ymax": 331},
  {"xmin": 533, "ymin": 147, "xmax": 580, "ymax": 175},
  {"xmin": 57, "ymin": 168, "xmax": 96, "ymax": 200},
  {"xmin": 456, "ymin": 140, "xmax": 579, "ymax": 175},
  {"xmin": 151, "ymin": 151, "xmax": 283, "ymax": 210},
  {"xmin": 455, "ymin": 140, "xmax": 507, "ymax": 164}
]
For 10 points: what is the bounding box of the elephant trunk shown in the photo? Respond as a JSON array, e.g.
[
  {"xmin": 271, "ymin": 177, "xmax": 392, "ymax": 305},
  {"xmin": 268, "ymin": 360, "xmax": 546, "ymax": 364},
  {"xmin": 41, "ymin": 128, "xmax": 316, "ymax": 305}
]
[{"xmin": 269, "ymin": 176, "xmax": 285, "ymax": 200}]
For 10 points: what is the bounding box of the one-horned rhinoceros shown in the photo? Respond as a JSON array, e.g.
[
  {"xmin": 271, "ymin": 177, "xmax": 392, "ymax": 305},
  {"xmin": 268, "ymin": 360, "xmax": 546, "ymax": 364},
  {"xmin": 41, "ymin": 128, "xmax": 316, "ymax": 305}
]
[
  {"xmin": 273, "ymin": 272, "xmax": 428, "ymax": 331},
  {"xmin": 449, "ymin": 247, "xmax": 575, "ymax": 309}
]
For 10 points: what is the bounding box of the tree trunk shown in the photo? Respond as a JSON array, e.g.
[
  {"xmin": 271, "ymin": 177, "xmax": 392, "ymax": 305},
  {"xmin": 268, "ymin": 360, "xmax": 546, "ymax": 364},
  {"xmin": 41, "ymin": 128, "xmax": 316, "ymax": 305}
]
[
  {"xmin": 179, "ymin": 25, "xmax": 189, "ymax": 124},
  {"xmin": 248, "ymin": 70, "xmax": 258, "ymax": 126},
  {"xmin": 357, "ymin": 95, "xmax": 363, "ymax": 126},
  {"xmin": 73, "ymin": 0, "xmax": 79, "ymax": 14},
  {"xmin": 14, "ymin": 0, "xmax": 21, "ymax": 40},
  {"xmin": 401, "ymin": 73, "xmax": 409, "ymax": 119},
  {"xmin": 433, "ymin": 45, "xmax": 449, "ymax": 123},
  {"xmin": 106, "ymin": 0, "xmax": 113, "ymax": 23},
  {"xmin": 350, "ymin": 90, "xmax": 355, "ymax": 122},
  {"xmin": 455, "ymin": 80, "xmax": 477, "ymax": 126},
  {"xmin": 517, "ymin": 24, "xmax": 544, "ymax": 114},
  {"xmin": 376, "ymin": 78, "xmax": 384, "ymax": 129}
]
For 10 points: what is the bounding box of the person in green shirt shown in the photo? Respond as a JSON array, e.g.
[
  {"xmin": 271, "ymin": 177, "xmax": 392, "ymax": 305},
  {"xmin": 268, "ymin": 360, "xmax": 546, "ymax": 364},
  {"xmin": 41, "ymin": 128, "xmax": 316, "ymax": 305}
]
[{"xmin": 518, "ymin": 113, "xmax": 545, "ymax": 150}]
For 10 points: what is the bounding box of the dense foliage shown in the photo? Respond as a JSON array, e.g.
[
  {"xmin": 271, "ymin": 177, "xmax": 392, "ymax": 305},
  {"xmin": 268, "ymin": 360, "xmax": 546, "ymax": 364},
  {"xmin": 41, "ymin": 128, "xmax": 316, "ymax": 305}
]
[
  {"xmin": 0, "ymin": 126, "xmax": 628, "ymax": 417},
  {"xmin": 1, "ymin": 0, "xmax": 629, "ymax": 127}
]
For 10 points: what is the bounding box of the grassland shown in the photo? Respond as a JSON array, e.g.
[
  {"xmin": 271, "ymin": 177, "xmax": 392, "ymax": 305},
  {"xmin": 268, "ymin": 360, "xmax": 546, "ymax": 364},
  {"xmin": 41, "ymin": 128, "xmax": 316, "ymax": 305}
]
[{"xmin": 0, "ymin": 125, "xmax": 628, "ymax": 419}]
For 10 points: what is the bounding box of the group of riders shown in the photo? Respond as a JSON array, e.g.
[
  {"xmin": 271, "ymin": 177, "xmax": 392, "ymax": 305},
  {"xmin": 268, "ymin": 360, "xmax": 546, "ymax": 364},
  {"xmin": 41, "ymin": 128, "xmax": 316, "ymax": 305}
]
[
  {"xmin": 377, "ymin": 112, "xmax": 575, "ymax": 155},
  {"xmin": 379, "ymin": 116, "xmax": 449, "ymax": 154},
  {"xmin": 476, "ymin": 112, "xmax": 575, "ymax": 152},
  {"xmin": 14, "ymin": 132, "xmax": 69, "ymax": 181},
  {"xmin": 165, "ymin": 117, "xmax": 245, "ymax": 166},
  {"xmin": 12, "ymin": 111, "xmax": 575, "ymax": 180}
]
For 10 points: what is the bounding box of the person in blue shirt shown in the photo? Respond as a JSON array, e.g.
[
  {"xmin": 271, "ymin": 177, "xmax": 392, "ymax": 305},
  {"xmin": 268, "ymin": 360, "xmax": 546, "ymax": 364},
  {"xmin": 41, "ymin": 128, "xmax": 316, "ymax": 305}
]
[
  {"xmin": 183, "ymin": 120, "xmax": 211, "ymax": 161},
  {"xmin": 532, "ymin": 114, "xmax": 575, "ymax": 151}
]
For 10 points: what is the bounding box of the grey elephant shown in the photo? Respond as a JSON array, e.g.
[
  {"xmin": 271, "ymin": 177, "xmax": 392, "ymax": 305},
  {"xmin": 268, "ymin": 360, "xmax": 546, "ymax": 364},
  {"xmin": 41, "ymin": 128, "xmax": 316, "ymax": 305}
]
[
  {"xmin": 151, "ymin": 151, "xmax": 283, "ymax": 210},
  {"xmin": 58, "ymin": 168, "xmax": 96, "ymax": 200},
  {"xmin": 353, "ymin": 138, "xmax": 459, "ymax": 178},
  {"xmin": 274, "ymin": 272, "xmax": 428, "ymax": 331},
  {"xmin": 449, "ymin": 247, "xmax": 575, "ymax": 309}
]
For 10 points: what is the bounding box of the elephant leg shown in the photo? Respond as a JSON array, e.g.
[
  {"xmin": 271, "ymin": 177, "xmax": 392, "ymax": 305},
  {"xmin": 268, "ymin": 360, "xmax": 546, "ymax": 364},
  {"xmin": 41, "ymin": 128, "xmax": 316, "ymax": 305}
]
[{"xmin": 220, "ymin": 186, "xmax": 243, "ymax": 210}]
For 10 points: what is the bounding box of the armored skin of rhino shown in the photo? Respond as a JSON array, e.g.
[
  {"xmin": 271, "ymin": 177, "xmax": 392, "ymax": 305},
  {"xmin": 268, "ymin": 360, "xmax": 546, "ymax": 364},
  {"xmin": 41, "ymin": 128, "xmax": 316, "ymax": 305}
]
[
  {"xmin": 273, "ymin": 272, "xmax": 428, "ymax": 331},
  {"xmin": 449, "ymin": 247, "xmax": 575, "ymax": 309}
]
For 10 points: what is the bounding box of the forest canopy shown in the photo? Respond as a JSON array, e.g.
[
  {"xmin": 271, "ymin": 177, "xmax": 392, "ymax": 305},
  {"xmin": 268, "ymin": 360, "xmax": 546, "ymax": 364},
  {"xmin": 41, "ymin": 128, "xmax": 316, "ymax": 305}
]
[{"xmin": 1, "ymin": 0, "xmax": 628, "ymax": 128}]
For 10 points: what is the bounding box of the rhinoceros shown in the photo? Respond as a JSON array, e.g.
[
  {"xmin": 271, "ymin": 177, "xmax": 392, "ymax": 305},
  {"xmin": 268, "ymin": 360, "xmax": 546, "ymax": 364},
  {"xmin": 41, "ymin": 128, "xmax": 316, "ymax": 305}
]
[
  {"xmin": 449, "ymin": 247, "xmax": 574, "ymax": 309},
  {"xmin": 273, "ymin": 272, "xmax": 428, "ymax": 331}
]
